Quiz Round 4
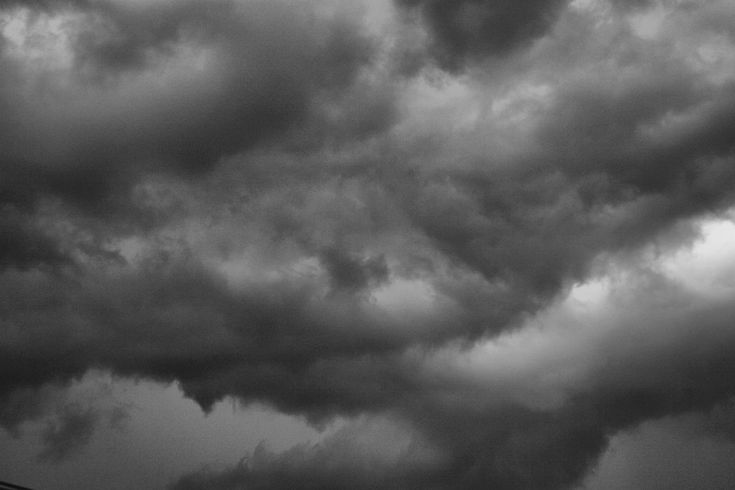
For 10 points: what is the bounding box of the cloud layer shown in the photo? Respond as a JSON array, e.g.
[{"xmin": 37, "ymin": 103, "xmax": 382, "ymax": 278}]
[{"xmin": 2, "ymin": 0, "xmax": 735, "ymax": 489}]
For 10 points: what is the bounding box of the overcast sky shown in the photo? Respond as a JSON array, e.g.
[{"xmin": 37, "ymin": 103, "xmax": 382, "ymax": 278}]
[{"xmin": 2, "ymin": 0, "xmax": 735, "ymax": 489}]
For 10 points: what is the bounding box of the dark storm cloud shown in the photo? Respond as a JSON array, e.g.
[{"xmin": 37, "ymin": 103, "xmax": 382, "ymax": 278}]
[
  {"xmin": 389, "ymin": 10, "xmax": 735, "ymax": 330},
  {"xmin": 395, "ymin": 0, "xmax": 569, "ymax": 70},
  {"xmin": 319, "ymin": 248, "xmax": 389, "ymax": 293},
  {"xmin": 428, "ymin": 311, "xmax": 735, "ymax": 489},
  {"xmin": 0, "ymin": 0, "xmax": 383, "ymax": 267},
  {"xmin": 0, "ymin": 253, "xmax": 425, "ymax": 422},
  {"xmin": 170, "ymin": 268, "xmax": 735, "ymax": 490},
  {"xmin": 0, "ymin": 212, "xmax": 67, "ymax": 270},
  {"xmin": 3, "ymin": 1, "xmax": 735, "ymax": 489},
  {"xmin": 1, "ymin": 0, "xmax": 734, "ymax": 418},
  {"xmin": 0, "ymin": 0, "xmax": 399, "ymax": 429}
]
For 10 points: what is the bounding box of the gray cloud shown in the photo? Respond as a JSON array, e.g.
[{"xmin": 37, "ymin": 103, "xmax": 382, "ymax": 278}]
[
  {"xmin": 395, "ymin": 0, "xmax": 569, "ymax": 70},
  {"xmin": 3, "ymin": 0, "xmax": 735, "ymax": 489},
  {"xmin": 0, "ymin": 0, "xmax": 385, "ymax": 266},
  {"xmin": 172, "ymin": 416, "xmax": 446, "ymax": 490},
  {"xmin": 38, "ymin": 405, "xmax": 98, "ymax": 462},
  {"xmin": 584, "ymin": 403, "xmax": 735, "ymax": 490},
  {"xmin": 169, "ymin": 263, "xmax": 735, "ymax": 489}
]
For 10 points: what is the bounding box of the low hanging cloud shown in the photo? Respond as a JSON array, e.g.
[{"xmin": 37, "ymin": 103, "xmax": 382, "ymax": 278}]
[
  {"xmin": 38, "ymin": 405, "xmax": 99, "ymax": 462},
  {"xmin": 172, "ymin": 239, "xmax": 735, "ymax": 489},
  {"xmin": 394, "ymin": 0, "xmax": 569, "ymax": 70},
  {"xmin": 173, "ymin": 416, "xmax": 446, "ymax": 490},
  {"xmin": 3, "ymin": 0, "xmax": 735, "ymax": 489},
  {"xmin": 584, "ymin": 407, "xmax": 735, "ymax": 490}
]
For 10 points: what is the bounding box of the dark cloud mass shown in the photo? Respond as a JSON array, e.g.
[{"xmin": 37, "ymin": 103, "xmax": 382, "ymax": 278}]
[
  {"xmin": 0, "ymin": 0, "xmax": 378, "ymax": 217},
  {"xmin": 396, "ymin": 0, "xmax": 569, "ymax": 69},
  {"xmin": 3, "ymin": 0, "xmax": 735, "ymax": 489}
]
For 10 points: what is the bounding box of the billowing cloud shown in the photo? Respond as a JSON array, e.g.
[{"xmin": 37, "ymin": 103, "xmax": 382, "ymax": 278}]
[
  {"xmin": 395, "ymin": 0, "xmax": 568, "ymax": 70},
  {"xmin": 0, "ymin": 0, "xmax": 386, "ymax": 263},
  {"xmin": 170, "ymin": 228, "xmax": 735, "ymax": 489},
  {"xmin": 172, "ymin": 416, "xmax": 446, "ymax": 490},
  {"xmin": 3, "ymin": 0, "xmax": 735, "ymax": 489}
]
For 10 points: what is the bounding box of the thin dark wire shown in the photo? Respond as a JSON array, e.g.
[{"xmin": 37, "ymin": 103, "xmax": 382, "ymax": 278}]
[{"xmin": 0, "ymin": 481, "xmax": 35, "ymax": 490}]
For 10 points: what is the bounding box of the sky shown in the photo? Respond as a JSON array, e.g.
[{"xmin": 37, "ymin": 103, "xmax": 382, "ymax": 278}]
[{"xmin": 1, "ymin": 0, "xmax": 735, "ymax": 489}]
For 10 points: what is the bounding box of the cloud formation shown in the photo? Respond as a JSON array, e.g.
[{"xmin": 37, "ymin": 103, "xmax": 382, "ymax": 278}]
[
  {"xmin": 172, "ymin": 240, "xmax": 735, "ymax": 489},
  {"xmin": 3, "ymin": 0, "xmax": 735, "ymax": 488},
  {"xmin": 395, "ymin": 0, "xmax": 568, "ymax": 69}
]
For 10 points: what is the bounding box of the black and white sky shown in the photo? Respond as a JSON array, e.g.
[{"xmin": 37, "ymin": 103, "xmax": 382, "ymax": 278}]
[{"xmin": 2, "ymin": 0, "xmax": 735, "ymax": 488}]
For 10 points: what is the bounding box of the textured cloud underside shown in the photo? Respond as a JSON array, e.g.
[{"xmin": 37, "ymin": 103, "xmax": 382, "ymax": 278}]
[{"xmin": 2, "ymin": 0, "xmax": 735, "ymax": 489}]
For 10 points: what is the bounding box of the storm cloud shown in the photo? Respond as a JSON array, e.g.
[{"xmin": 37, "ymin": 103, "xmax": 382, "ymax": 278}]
[
  {"xmin": 395, "ymin": 0, "xmax": 568, "ymax": 69},
  {"xmin": 3, "ymin": 0, "xmax": 735, "ymax": 489}
]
